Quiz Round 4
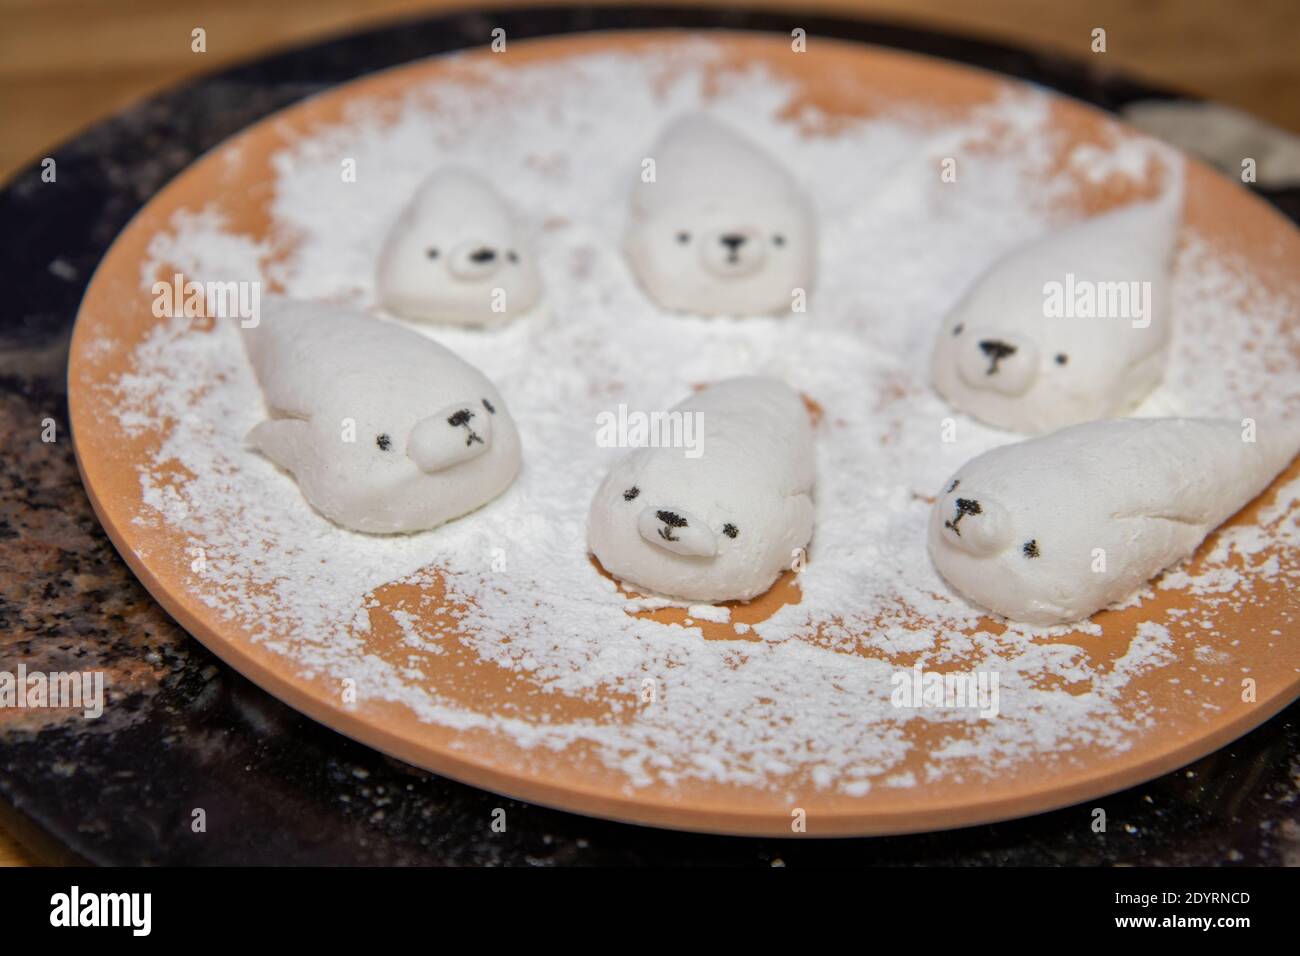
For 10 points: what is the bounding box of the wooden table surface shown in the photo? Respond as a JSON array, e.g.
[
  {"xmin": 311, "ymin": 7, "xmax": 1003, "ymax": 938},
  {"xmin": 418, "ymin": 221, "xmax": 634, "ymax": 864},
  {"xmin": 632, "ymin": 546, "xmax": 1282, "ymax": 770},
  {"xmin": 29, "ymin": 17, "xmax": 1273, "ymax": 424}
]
[{"xmin": 1, "ymin": 0, "xmax": 1297, "ymax": 866}]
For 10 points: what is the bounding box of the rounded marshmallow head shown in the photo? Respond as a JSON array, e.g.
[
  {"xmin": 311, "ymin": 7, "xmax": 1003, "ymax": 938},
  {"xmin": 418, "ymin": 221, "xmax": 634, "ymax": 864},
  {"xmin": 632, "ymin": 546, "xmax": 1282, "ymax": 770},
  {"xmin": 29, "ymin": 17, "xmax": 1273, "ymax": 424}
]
[
  {"xmin": 927, "ymin": 465, "xmax": 1095, "ymax": 625},
  {"xmin": 931, "ymin": 188, "xmax": 1181, "ymax": 433},
  {"xmin": 625, "ymin": 115, "xmax": 816, "ymax": 316},
  {"xmin": 279, "ymin": 391, "xmax": 520, "ymax": 534},
  {"xmin": 587, "ymin": 377, "xmax": 815, "ymax": 603},
  {"xmin": 589, "ymin": 454, "xmax": 813, "ymax": 603},
  {"xmin": 376, "ymin": 166, "xmax": 542, "ymax": 327}
]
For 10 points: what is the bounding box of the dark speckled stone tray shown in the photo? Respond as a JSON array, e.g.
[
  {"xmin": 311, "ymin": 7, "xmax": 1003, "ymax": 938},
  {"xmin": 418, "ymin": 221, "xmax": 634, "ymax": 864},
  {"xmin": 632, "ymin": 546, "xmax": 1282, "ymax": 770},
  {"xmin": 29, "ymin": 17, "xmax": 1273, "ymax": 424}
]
[{"xmin": 1, "ymin": 5, "xmax": 1297, "ymax": 865}]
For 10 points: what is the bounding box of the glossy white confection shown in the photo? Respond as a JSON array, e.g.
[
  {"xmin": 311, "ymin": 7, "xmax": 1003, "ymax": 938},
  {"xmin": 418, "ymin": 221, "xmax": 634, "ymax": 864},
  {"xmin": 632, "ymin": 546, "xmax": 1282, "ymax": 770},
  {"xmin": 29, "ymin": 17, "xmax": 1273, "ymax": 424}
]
[
  {"xmin": 931, "ymin": 168, "xmax": 1183, "ymax": 433},
  {"xmin": 624, "ymin": 114, "xmax": 816, "ymax": 316},
  {"xmin": 242, "ymin": 299, "xmax": 521, "ymax": 533},
  {"xmin": 928, "ymin": 418, "xmax": 1300, "ymax": 625},
  {"xmin": 587, "ymin": 377, "xmax": 815, "ymax": 603},
  {"xmin": 376, "ymin": 166, "xmax": 542, "ymax": 327}
]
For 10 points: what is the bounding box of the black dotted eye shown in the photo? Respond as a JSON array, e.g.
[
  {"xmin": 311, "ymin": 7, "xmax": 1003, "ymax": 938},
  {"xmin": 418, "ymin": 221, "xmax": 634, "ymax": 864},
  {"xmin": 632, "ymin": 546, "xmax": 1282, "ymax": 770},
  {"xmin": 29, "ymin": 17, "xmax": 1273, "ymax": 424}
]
[
  {"xmin": 376, "ymin": 434, "xmax": 392, "ymax": 451},
  {"xmin": 506, "ymin": 251, "xmax": 519, "ymax": 264},
  {"xmin": 623, "ymin": 486, "xmax": 640, "ymax": 501},
  {"xmin": 952, "ymin": 323, "xmax": 964, "ymax": 337},
  {"xmin": 482, "ymin": 398, "xmax": 496, "ymax": 414},
  {"xmin": 722, "ymin": 523, "xmax": 739, "ymax": 539},
  {"xmin": 1022, "ymin": 539, "xmax": 1040, "ymax": 558},
  {"xmin": 772, "ymin": 234, "xmax": 786, "ymax": 247},
  {"xmin": 426, "ymin": 248, "xmax": 439, "ymax": 260},
  {"xmin": 1055, "ymin": 353, "xmax": 1068, "ymax": 365},
  {"xmin": 676, "ymin": 231, "xmax": 691, "ymax": 244},
  {"xmin": 447, "ymin": 409, "xmax": 473, "ymax": 428}
]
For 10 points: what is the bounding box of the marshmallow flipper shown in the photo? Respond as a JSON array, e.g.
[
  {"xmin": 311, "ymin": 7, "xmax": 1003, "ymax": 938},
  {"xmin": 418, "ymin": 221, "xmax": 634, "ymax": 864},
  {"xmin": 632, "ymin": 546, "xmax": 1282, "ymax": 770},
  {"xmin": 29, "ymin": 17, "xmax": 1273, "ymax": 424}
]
[
  {"xmin": 624, "ymin": 114, "xmax": 816, "ymax": 317},
  {"xmin": 376, "ymin": 166, "xmax": 542, "ymax": 327},
  {"xmin": 246, "ymin": 417, "xmax": 311, "ymax": 475},
  {"xmin": 931, "ymin": 163, "xmax": 1184, "ymax": 433},
  {"xmin": 241, "ymin": 298, "xmax": 521, "ymax": 534},
  {"xmin": 587, "ymin": 376, "xmax": 816, "ymax": 603},
  {"xmin": 927, "ymin": 417, "xmax": 1300, "ymax": 625}
]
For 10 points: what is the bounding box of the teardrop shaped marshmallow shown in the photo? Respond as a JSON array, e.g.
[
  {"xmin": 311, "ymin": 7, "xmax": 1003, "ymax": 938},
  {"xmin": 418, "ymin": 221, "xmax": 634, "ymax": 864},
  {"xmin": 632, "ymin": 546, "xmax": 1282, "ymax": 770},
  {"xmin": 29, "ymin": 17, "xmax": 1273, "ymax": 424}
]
[
  {"xmin": 928, "ymin": 417, "xmax": 1300, "ymax": 624},
  {"xmin": 624, "ymin": 114, "xmax": 816, "ymax": 317},
  {"xmin": 931, "ymin": 167, "xmax": 1183, "ymax": 433},
  {"xmin": 376, "ymin": 166, "xmax": 542, "ymax": 327},
  {"xmin": 587, "ymin": 377, "xmax": 815, "ymax": 602},
  {"xmin": 242, "ymin": 298, "xmax": 521, "ymax": 533}
]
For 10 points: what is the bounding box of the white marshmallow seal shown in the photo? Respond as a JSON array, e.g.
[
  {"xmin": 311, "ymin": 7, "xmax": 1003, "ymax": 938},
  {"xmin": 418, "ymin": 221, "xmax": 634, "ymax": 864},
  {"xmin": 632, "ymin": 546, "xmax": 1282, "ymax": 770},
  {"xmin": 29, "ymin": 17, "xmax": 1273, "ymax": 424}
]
[
  {"xmin": 587, "ymin": 376, "xmax": 815, "ymax": 603},
  {"xmin": 376, "ymin": 166, "xmax": 542, "ymax": 327},
  {"xmin": 242, "ymin": 299, "xmax": 521, "ymax": 533},
  {"xmin": 928, "ymin": 417, "xmax": 1300, "ymax": 625},
  {"xmin": 931, "ymin": 165, "xmax": 1183, "ymax": 433},
  {"xmin": 624, "ymin": 114, "xmax": 816, "ymax": 316}
]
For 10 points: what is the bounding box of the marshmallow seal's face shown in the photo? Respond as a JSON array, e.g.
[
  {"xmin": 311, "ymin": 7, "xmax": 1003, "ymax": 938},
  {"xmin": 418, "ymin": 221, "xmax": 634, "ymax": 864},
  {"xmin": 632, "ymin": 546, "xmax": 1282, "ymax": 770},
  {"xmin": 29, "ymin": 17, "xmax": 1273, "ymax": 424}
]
[
  {"xmin": 376, "ymin": 169, "xmax": 542, "ymax": 327},
  {"xmin": 926, "ymin": 469, "xmax": 1090, "ymax": 625},
  {"xmin": 267, "ymin": 392, "xmax": 521, "ymax": 534},
  {"xmin": 930, "ymin": 306, "xmax": 1169, "ymax": 434},
  {"xmin": 587, "ymin": 451, "xmax": 813, "ymax": 603},
  {"xmin": 625, "ymin": 195, "xmax": 815, "ymax": 316}
]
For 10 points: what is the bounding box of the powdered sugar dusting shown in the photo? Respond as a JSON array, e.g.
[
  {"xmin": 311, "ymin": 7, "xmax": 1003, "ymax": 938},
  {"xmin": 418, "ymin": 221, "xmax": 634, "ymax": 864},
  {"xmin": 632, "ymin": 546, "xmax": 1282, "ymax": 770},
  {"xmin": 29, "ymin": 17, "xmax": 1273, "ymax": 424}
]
[{"xmin": 99, "ymin": 45, "xmax": 1300, "ymax": 794}]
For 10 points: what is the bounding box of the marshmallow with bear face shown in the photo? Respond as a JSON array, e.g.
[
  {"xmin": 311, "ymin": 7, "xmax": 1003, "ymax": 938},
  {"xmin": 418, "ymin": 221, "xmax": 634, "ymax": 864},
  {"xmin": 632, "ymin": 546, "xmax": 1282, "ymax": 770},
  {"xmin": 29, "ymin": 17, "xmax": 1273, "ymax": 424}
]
[
  {"xmin": 928, "ymin": 417, "xmax": 1300, "ymax": 625},
  {"xmin": 931, "ymin": 168, "xmax": 1183, "ymax": 433},
  {"xmin": 242, "ymin": 298, "xmax": 521, "ymax": 533},
  {"xmin": 587, "ymin": 376, "xmax": 815, "ymax": 603},
  {"xmin": 624, "ymin": 114, "xmax": 816, "ymax": 316},
  {"xmin": 376, "ymin": 166, "xmax": 542, "ymax": 327}
]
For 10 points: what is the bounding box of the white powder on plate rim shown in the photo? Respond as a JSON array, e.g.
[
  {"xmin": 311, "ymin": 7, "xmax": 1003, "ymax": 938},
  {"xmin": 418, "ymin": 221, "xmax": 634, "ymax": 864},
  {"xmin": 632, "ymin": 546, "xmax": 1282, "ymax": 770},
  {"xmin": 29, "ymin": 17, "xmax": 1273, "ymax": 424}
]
[{"xmin": 100, "ymin": 45, "xmax": 1300, "ymax": 794}]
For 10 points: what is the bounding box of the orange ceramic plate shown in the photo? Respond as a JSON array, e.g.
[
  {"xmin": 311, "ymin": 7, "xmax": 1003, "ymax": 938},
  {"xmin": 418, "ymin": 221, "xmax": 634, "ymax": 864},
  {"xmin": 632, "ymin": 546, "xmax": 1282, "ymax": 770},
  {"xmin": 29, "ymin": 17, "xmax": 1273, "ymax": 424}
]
[{"xmin": 68, "ymin": 32, "xmax": 1300, "ymax": 836}]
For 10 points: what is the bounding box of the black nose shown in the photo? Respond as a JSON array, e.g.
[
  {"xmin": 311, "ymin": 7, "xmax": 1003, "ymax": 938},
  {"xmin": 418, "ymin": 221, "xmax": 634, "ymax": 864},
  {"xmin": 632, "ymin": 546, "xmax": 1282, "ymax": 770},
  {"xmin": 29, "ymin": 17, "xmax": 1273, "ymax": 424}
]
[
  {"xmin": 719, "ymin": 234, "xmax": 747, "ymax": 251},
  {"xmin": 943, "ymin": 497, "xmax": 982, "ymax": 537},
  {"xmin": 978, "ymin": 339, "xmax": 1017, "ymax": 360},
  {"xmin": 469, "ymin": 247, "xmax": 497, "ymax": 264},
  {"xmin": 656, "ymin": 510, "xmax": 688, "ymax": 528}
]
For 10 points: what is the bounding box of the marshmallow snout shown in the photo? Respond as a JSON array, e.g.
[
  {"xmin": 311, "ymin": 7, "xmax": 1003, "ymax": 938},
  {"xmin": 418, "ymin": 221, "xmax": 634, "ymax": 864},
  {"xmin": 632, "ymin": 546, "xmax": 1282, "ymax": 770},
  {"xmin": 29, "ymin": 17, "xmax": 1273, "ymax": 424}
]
[
  {"xmin": 637, "ymin": 505, "xmax": 718, "ymax": 557},
  {"xmin": 407, "ymin": 402, "xmax": 494, "ymax": 473},
  {"xmin": 446, "ymin": 241, "xmax": 505, "ymax": 282},
  {"xmin": 935, "ymin": 490, "xmax": 1014, "ymax": 556},
  {"xmin": 956, "ymin": 330, "xmax": 1040, "ymax": 397}
]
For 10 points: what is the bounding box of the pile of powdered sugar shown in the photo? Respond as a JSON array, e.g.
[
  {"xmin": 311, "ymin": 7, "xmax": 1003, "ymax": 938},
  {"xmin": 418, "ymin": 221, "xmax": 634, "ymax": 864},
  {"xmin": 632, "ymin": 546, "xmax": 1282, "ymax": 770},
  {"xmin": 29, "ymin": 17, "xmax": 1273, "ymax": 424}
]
[{"xmin": 104, "ymin": 45, "xmax": 1300, "ymax": 793}]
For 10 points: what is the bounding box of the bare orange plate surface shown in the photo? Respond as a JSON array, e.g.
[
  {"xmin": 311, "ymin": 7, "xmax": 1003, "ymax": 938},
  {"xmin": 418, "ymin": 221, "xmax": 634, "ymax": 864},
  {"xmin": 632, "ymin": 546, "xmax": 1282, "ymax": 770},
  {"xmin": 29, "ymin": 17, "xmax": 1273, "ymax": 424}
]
[{"xmin": 69, "ymin": 32, "xmax": 1300, "ymax": 836}]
